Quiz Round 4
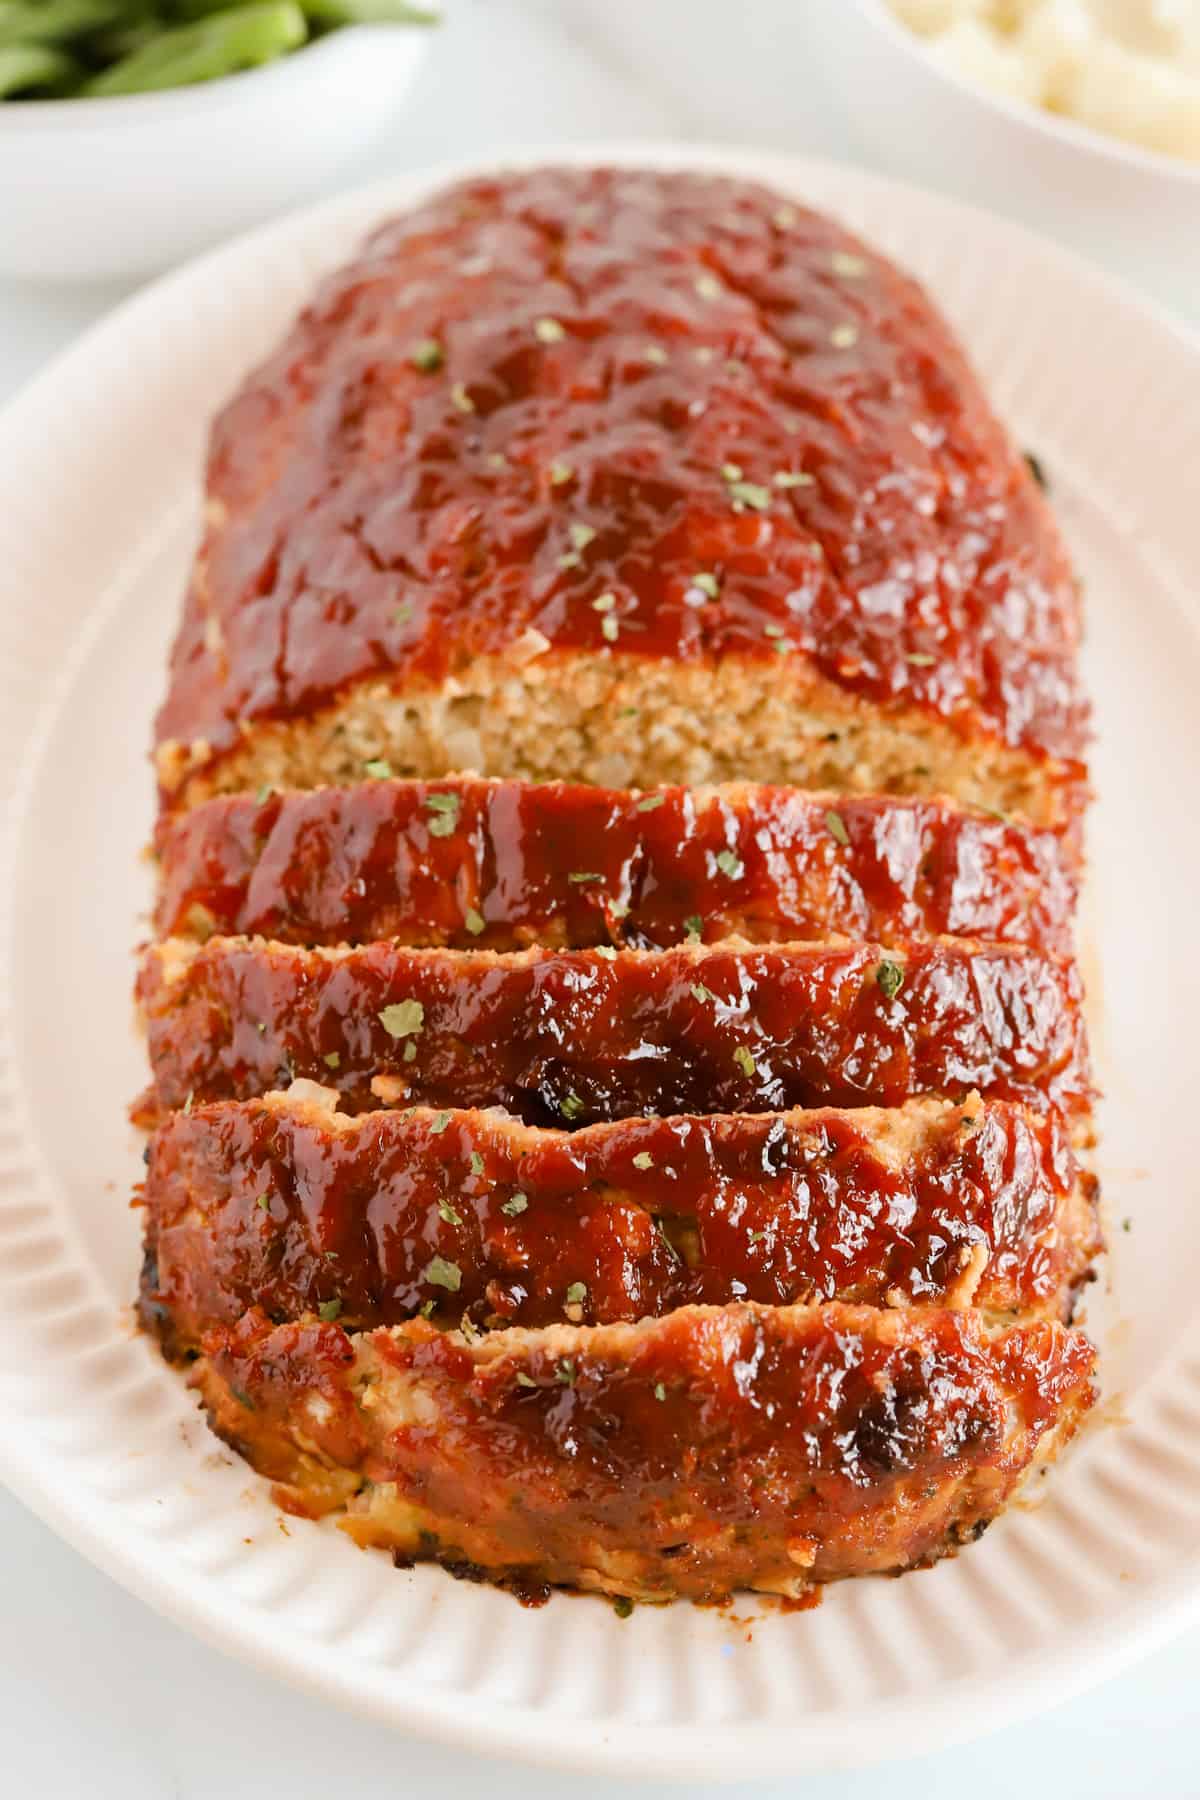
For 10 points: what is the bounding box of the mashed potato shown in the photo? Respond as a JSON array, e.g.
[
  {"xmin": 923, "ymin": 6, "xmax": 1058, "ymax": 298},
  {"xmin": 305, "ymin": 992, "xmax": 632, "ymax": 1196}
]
[{"xmin": 888, "ymin": 0, "xmax": 1200, "ymax": 161}]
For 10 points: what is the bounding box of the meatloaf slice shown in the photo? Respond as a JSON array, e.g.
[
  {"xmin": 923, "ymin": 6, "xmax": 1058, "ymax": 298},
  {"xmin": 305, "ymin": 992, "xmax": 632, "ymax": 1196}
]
[
  {"xmin": 190, "ymin": 1301, "xmax": 1097, "ymax": 1602},
  {"xmin": 136, "ymin": 934, "xmax": 1093, "ymax": 1126},
  {"xmin": 139, "ymin": 1088, "xmax": 1099, "ymax": 1353},
  {"xmin": 154, "ymin": 777, "xmax": 1077, "ymax": 953},
  {"xmin": 154, "ymin": 167, "xmax": 1086, "ymax": 830}
]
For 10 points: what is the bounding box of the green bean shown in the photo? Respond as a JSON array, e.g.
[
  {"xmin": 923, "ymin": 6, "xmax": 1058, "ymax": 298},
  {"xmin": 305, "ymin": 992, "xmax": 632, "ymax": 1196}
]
[
  {"xmin": 83, "ymin": 0, "xmax": 304, "ymax": 93},
  {"xmin": 0, "ymin": 39, "xmax": 80, "ymax": 92},
  {"xmin": 301, "ymin": 0, "xmax": 438, "ymax": 23},
  {"xmin": 0, "ymin": 0, "xmax": 133, "ymax": 50}
]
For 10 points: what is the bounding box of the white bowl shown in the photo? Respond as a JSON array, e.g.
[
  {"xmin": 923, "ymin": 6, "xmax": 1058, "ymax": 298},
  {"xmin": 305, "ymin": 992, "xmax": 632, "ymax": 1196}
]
[
  {"xmin": 0, "ymin": 25, "xmax": 430, "ymax": 282},
  {"xmin": 823, "ymin": 1, "xmax": 1200, "ymax": 313}
]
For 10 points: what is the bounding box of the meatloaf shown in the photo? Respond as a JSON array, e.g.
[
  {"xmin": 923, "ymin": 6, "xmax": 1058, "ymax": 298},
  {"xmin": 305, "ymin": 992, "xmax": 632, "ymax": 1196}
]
[
  {"xmin": 190, "ymin": 1301, "xmax": 1096, "ymax": 1602},
  {"xmin": 154, "ymin": 777, "xmax": 1077, "ymax": 953},
  {"xmin": 134, "ymin": 164, "xmax": 1100, "ymax": 1607},
  {"xmin": 140, "ymin": 1087, "xmax": 1098, "ymax": 1353},
  {"xmin": 136, "ymin": 934, "xmax": 1092, "ymax": 1127},
  {"xmin": 153, "ymin": 166, "xmax": 1086, "ymax": 831}
]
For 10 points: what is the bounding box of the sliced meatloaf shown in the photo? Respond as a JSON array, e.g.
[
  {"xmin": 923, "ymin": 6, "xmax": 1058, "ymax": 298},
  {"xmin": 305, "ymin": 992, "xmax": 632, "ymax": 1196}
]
[
  {"xmin": 154, "ymin": 167, "xmax": 1087, "ymax": 830},
  {"xmin": 136, "ymin": 934, "xmax": 1092, "ymax": 1127},
  {"xmin": 154, "ymin": 777, "xmax": 1077, "ymax": 953},
  {"xmin": 190, "ymin": 1301, "xmax": 1097, "ymax": 1602},
  {"xmin": 139, "ymin": 1088, "xmax": 1099, "ymax": 1353}
]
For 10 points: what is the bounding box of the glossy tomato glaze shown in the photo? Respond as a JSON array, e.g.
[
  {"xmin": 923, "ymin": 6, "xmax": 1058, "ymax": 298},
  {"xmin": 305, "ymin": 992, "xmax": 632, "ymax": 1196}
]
[
  {"xmin": 196, "ymin": 1303, "xmax": 1097, "ymax": 1596},
  {"xmin": 140, "ymin": 1093, "xmax": 1095, "ymax": 1350},
  {"xmin": 137, "ymin": 937, "xmax": 1092, "ymax": 1127},
  {"xmin": 154, "ymin": 777, "xmax": 1077, "ymax": 953},
  {"xmin": 155, "ymin": 167, "xmax": 1086, "ymax": 787}
]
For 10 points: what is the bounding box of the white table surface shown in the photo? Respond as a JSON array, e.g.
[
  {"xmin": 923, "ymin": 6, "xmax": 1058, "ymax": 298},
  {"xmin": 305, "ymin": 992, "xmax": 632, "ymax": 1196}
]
[{"xmin": 2, "ymin": 2, "xmax": 1197, "ymax": 1793}]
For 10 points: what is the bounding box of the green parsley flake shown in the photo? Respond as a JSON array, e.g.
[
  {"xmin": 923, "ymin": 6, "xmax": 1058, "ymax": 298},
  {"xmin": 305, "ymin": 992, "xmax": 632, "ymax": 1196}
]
[
  {"xmin": 560, "ymin": 1093, "xmax": 585, "ymax": 1121},
  {"xmin": 637, "ymin": 794, "xmax": 665, "ymax": 812},
  {"xmin": 595, "ymin": 945, "xmax": 617, "ymax": 961},
  {"xmin": 830, "ymin": 323, "xmax": 859, "ymax": 349},
  {"xmin": 721, "ymin": 461, "xmax": 743, "ymax": 482},
  {"xmin": 748, "ymin": 1229, "xmax": 767, "ymax": 1246},
  {"xmin": 469, "ymin": 1151, "xmax": 485, "ymax": 1176},
  {"xmin": 644, "ymin": 344, "xmax": 668, "ymax": 365},
  {"xmin": 653, "ymin": 1382, "xmax": 667, "ymax": 1402},
  {"xmin": 419, "ymin": 1299, "xmax": 436, "ymax": 1319},
  {"xmin": 549, "ymin": 459, "xmax": 573, "ymax": 486},
  {"xmin": 568, "ymin": 871, "xmax": 604, "ymax": 884},
  {"xmin": 565, "ymin": 1281, "xmax": 587, "ymax": 1306},
  {"xmin": 832, "ymin": 251, "xmax": 867, "ymax": 278},
  {"xmin": 256, "ymin": 784, "xmax": 274, "ymax": 804},
  {"xmin": 424, "ymin": 1255, "xmax": 461, "ymax": 1292},
  {"xmin": 183, "ymin": 1090, "xmax": 194, "ymax": 1115},
  {"xmin": 824, "ymin": 808, "xmax": 850, "ymax": 848},
  {"xmin": 438, "ymin": 1199, "xmax": 462, "ymax": 1226},
  {"xmin": 323, "ymin": 1051, "xmax": 341, "ymax": 1071},
  {"xmin": 464, "ymin": 907, "xmax": 486, "ymax": 937},
  {"xmin": 733, "ymin": 1046, "xmax": 757, "ymax": 1077},
  {"xmin": 394, "ymin": 602, "xmax": 413, "ymax": 627},
  {"xmin": 632, "ymin": 1151, "xmax": 654, "ymax": 1171},
  {"xmin": 363, "ymin": 758, "xmax": 393, "ymax": 779},
  {"xmin": 379, "ymin": 999, "xmax": 424, "ymax": 1039},
  {"xmin": 256, "ymin": 1194, "xmax": 270, "ymax": 1211},
  {"xmin": 556, "ymin": 1358, "xmax": 576, "ymax": 1386},
  {"xmin": 694, "ymin": 273, "xmax": 721, "ymax": 300},
  {"xmin": 727, "ymin": 480, "xmax": 772, "ymax": 512},
  {"xmin": 515, "ymin": 1371, "xmax": 537, "ymax": 1388},
  {"xmin": 502, "ymin": 1191, "xmax": 528, "ymax": 1216},
  {"xmin": 683, "ymin": 915, "xmax": 703, "ymax": 943},
  {"xmin": 430, "ymin": 1112, "xmax": 452, "ymax": 1136},
  {"xmin": 774, "ymin": 205, "xmax": 798, "ymax": 229},
  {"xmin": 425, "ymin": 791, "xmax": 461, "ymax": 837},
  {"xmin": 690, "ymin": 571, "xmax": 720, "ymax": 600},
  {"xmin": 403, "ymin": 1041, "xmax": 418, "ymax": 1064},
  {"xmin": 876, "ymin": 960, "xmax": 904, "ymax": 1001},
  {"xmin": 715, "ymin": 849, "xmax": 744, "ymax": 879},
  {"xmin": 570, "ymin": 522, "xmax": 597, "ymax": 553},
  {"xmin": 773, "ymin": 469, "xmax": 814, "ymax": 489},
  {"xmin": 601, "ymin": 615, "xmax": 619, "ymax": 642},
  {"xmin": 535, "ymin": 317, "xmax": 566, "ymax": 344},
  {"xmin": 690, "ymin": 984, "xmax": 715, "ymax": 1005},
  {"xmin": 318, "ymin": 1298, "xmax": 343, "ymax": 1322},
  {"xmin": 764, "ymin": 623, "xmax": 784, "ymax": 638},
  {"xmin": 906, "ymin": 652, "xmax": 936, "ymax": 666},
  {"xmin": 612, "ymin": 1595, "xmax": 635, "ymax": 1619},
  {"xmin": 410, "ymin": 339, "xmax": 443, "ymax": 372},
  {"xmin": 592, "ymin": 591, "xmax": 615, "ymax": 612},
  {"xmin": 450, "ymin": 382, "xmax": 474, "ymax": 413}
]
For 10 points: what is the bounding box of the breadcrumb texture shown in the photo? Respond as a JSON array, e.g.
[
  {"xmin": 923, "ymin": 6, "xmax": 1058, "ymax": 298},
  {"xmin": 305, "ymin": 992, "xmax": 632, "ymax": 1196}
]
[
  {"xmin": 191, "ymin": 1301, "xmax": 1097, "ymax": 1602},
  {"xmin": 154, "ymin": 166, "xmax": 1087, "ymax": 826}
]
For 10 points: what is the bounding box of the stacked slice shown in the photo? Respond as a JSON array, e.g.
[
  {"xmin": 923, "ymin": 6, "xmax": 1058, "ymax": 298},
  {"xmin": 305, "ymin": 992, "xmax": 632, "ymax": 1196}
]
[{"xmin": 136, "ymin": 165, "xmax": 1100, "ymax": 1606}]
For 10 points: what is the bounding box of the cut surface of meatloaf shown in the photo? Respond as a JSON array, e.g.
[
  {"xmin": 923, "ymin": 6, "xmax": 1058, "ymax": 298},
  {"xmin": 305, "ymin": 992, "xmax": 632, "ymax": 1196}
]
[
  {"xmin": 140, "ymin": 1088, "xmax": 1100, "ymax": 1353},
  {"xmin": 190, "ymin": 1301, "xmax": 1097, "ymax": 1601},
  {"xmin": 154, "ymin": 777, "xmax": 1077, "ymax": 953},
  {"xmin": 154, "ymin": 166, "xmax": 1086, "ymax": 830},
  {"xmin": 136, "ymin": 934, "xmax": 1092, "ymax": 1127}
]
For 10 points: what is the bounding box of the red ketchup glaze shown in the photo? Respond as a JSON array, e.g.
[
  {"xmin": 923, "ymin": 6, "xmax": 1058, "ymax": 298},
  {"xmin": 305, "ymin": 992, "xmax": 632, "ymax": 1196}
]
[
  {"xmin": 139, "ymin": 1095, "xmax": 1093, "ymax": 1349},
  {"xmin": 154, "ymin": 777, "xmax": 1077, "ymax": 954},
  {"xmin": 200, "ymin": 1304, "xmax": 1097, "ymax": 1593},
  {"xmin": 137, "ymin": 937, "xmax": 1092, "ymax": 1126},
  {"xmin": 155, "ymin": 167, "xmax": 1086, "ymax": 786}
]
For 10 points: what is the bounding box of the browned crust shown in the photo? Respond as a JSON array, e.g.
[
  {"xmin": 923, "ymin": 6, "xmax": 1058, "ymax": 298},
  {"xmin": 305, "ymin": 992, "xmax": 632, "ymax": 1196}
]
[{"xmin": 190, "ymin": 1301, "xmax": 1097, "ymax": 1602}]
